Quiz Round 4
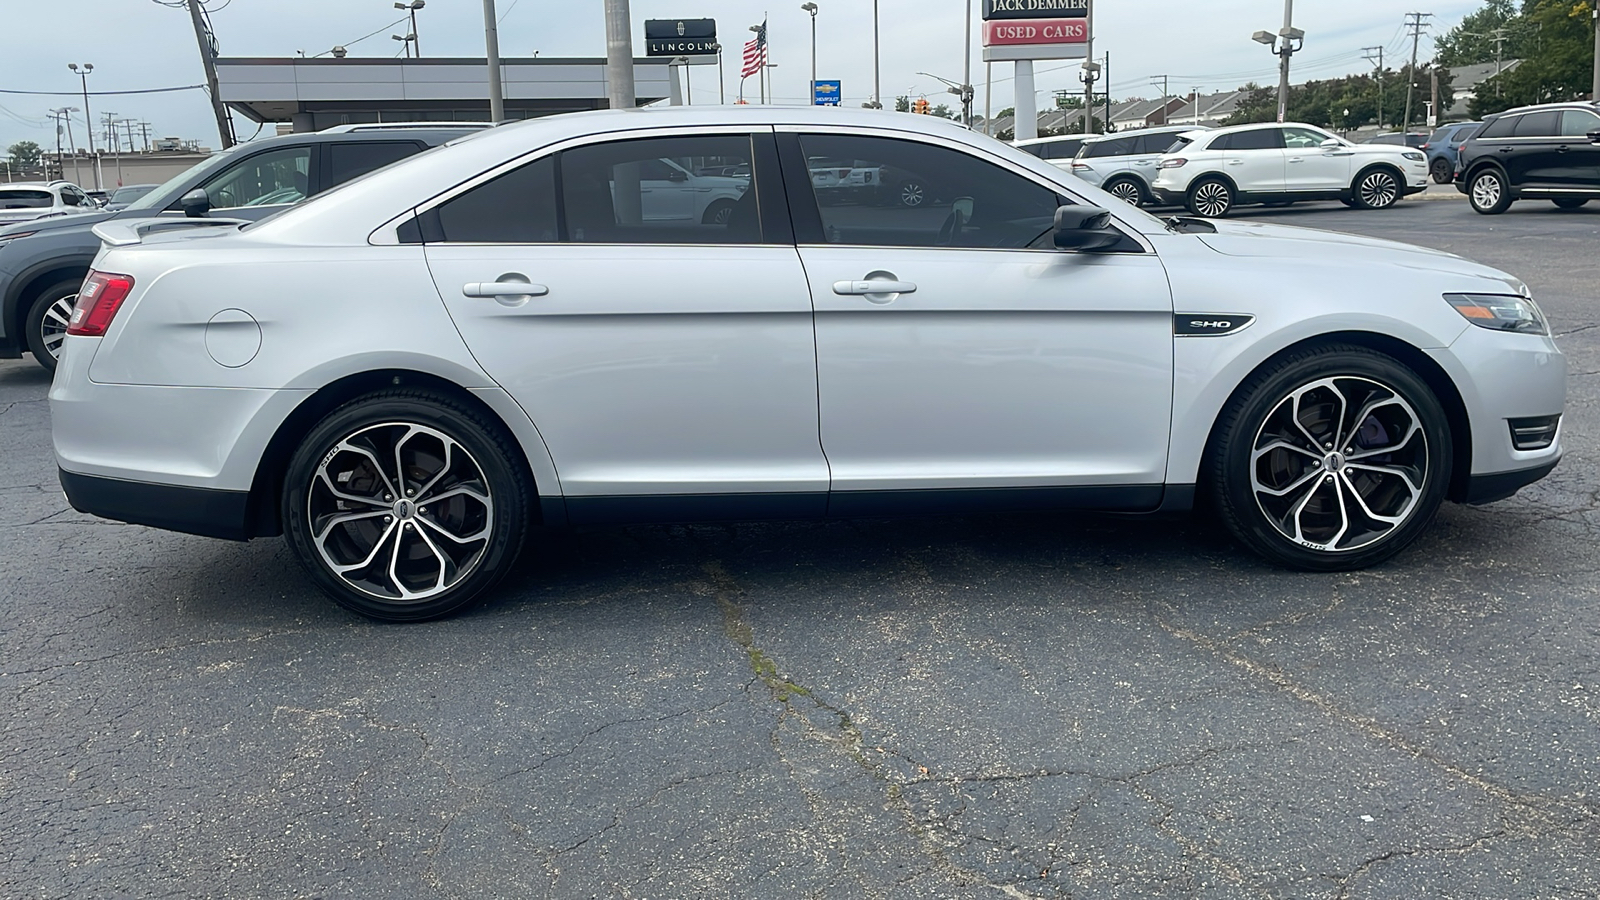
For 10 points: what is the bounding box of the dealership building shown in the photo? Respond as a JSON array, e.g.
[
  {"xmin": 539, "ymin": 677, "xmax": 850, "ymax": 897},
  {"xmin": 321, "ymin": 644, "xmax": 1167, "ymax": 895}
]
[{"xmin": 213, "ymin": 57, "xmax": 681, "ymax": 132}]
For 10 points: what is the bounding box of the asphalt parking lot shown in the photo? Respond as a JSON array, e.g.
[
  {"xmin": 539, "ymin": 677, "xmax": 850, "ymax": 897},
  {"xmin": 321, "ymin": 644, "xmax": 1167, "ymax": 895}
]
[{"xmin": 3, "ymin": 194, "xmax": 1598, "ymax": 899}]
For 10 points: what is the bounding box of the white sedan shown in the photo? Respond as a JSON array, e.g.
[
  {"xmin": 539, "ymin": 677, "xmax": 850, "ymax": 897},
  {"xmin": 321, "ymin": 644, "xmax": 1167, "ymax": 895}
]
[{"xmin": 53, "ymin": 108, "xmax": 1563, "ymax": 620}]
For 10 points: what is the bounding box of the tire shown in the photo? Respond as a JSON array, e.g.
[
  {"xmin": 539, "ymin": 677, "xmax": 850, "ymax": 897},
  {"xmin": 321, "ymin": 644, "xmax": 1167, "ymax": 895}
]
[
  {"xmin": 702, "ymin": 199, "xmax": 736, "ymax": 225},
  {"xmin": 282, "ymin": 389, "xmax": 531, "ymax": 622},
  {"xmin": 1353, "ymin": 166, "xmax": 1402, "ymax": 209},
  {"xmin": 23, "ymin": 278, "xmax": 83, "ymax": 372},
  {"xmin": 897, "ymin": 179, "xmax": 928, "ymax": 208},
  {"xmin": 1261, "ymin": 200, "xmax": 1294, "ymax": 208},
  {"xmin": 1206, "ymin": 344, "xmax": 1452, "ymax": 571},
  {"xmin": 1339, "ymin": 198, "xmax": 1360, "ymax": 208},
  {"xmin": 1429, "ymin": 157, "xmax": 1453, "ymax": 184},
  {"xmin": 1102, "ymin": 177, "xmax": 1145, "ymax": 206},
  {"xmin": 1186, "ymin": 178, "xmax": 1234, "ymax": 218},
  {"xmin": 1551, "ymin": 197, "xmax": 1590, "ymax": 210},
  {"xmin": 1468, "ymin": 168, "xmax": 1512, "ymax": 215}
]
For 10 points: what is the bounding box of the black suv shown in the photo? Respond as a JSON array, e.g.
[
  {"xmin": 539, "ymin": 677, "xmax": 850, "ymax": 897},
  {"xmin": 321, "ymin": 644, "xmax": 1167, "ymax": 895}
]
[
  {"xmin": 1455, "ymin": 101, "xmax": 1600, "ymax": 215},
  {"xmin": 0, "ymin": 123, "xmax": 485, "ymax": 371}
]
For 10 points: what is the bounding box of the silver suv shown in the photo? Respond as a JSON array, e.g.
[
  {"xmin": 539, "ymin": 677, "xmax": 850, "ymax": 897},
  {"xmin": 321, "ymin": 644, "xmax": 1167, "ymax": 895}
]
[
  {"xmin": 0, "ymin": 181, "xmax": 98, "ymax": 227},
  {"xmin": 1067, "ymin": 126, "xmax": 1200, "ymax": 206}
]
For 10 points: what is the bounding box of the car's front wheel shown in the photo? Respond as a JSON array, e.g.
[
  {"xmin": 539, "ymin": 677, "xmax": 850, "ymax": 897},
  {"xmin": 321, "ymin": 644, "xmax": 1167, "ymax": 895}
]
[
  {"xmin": 24, "ymin": 278, "xmax": 82, "ymax": 372},
  {"xmin": 1186, "ymin": 178, "xmax": 1234, "ymax": 217},
  {"xmin": 1353, "ymin": 167, "xmax": 1402, "ymax": 209},
  {"xmin": 702, "ymin": 199, "xmax": 736, "ymax": 225},
  {"xmin": 897, "ymin": 179, "xmax": 927, "ymax": 208},
  {"xmin": 1468, "ymin": 168, "xmax": 1512, "ymax": 215},
  {"xmin": 283, "ymin": 390, "xmax": 531, "ymax": 621},
  {"xmin": 1208, "ymin": 345, "xmax": 1452, "ymax": 571}
]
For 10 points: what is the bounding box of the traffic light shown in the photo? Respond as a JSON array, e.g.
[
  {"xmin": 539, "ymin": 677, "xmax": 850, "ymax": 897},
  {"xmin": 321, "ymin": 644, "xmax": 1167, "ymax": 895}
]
[{"xmin": 912, "ymin": 97, "xmax": 930, "ymax": 115}]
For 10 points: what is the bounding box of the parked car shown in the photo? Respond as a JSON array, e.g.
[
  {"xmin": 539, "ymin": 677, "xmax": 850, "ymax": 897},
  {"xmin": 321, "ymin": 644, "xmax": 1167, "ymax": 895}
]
[
  {"xmin": 51, "ymin": 107, "xmax": 1564, "ymax": 621},
  {"xmin": 807, "ymin": 156, "xmax": 931, "ymax": 208},
  {"xmin": 1455, "ymin": 101, "xmax": 1600, "ymax": 215},
  {"xmin": 1420, "ymin": 122, "xmax": 1481, "ymax": 183},
  {"xmin": 1364, "ymin": 132, "xmax": 1428, "ymax": 149},
  {"xmin": 1152, "ymin": 122, "xmax": 1429, "ymax": 217},
  {"xmin": 0, "ymin": 123, "xmax": 483, "ymax": 371},
  {"xmin": 0, "ymin": 181, "xmax": 98, "ymax": 227},
  {"xmin": 1013, "ymin": 134, "xmax": 1088, "ymax": 168},
  {"xmin": 1068, "ymin": 125, "xmax": 1201, "ymax": 205},
  {"xmin": 104, "ymin": 184, "xmax": 161, "ymax": 211},
  {"xmin": 85, "ymin": 190, "xmax": 111, "ymax": 208}
]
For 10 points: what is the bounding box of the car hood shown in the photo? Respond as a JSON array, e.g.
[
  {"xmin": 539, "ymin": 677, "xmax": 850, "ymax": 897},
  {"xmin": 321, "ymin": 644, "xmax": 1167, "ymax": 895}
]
[{"xmin": 1196, "ymin": 220, "xmax": 1524, "ymax": 289}]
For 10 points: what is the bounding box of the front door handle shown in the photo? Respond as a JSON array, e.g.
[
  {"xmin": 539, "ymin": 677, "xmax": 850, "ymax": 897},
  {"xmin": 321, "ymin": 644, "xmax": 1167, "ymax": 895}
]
[
  {"xmin": 833, "ymin": 279, "xmax": 917, "ymax": 295},
  {"xmin": 463, "ymin": 281, "xmax": 549, "ymax": 298}
]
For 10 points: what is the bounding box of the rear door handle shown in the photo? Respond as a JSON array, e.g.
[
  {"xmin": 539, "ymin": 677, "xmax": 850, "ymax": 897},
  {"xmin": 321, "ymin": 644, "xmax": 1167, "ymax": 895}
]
[
  {"xmin": 463, "ymin": 281, "xmax": 549, "ymax": 298},
  {"xmin": 1226, "ymin": 158, "xmax": 1244, "ymax": 165},
  {"xmin": 1288, "ymin": 157, "xmax": 1305, "ymax": 164},
  {"xmin": 833, "ymin": 280, "xmax": 917, "ymax": 295}
]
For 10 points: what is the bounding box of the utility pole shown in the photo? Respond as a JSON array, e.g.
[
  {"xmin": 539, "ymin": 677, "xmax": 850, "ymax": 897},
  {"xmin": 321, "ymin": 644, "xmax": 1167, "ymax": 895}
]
[
  {"xmin": 1401, "ymin": 11, "xmax": 1432, "ymax": 133},
  {"xmin": 481, "ymin": 0, "xmax": 505, "ymax": 120},
  {"xmin": 139, "ymin": 121, "xmax": 152, "ymax": 152},
  {"xmin": 1362, "ymin": 46, "xmax": 1384, "ymax": 129},
  {"xmin": 48, "ymin": 109, "xmax": 66, "ymax": 181},
  {"xmin": 963, "ymin": 0, "xmax": 973, "ymax": 127},
  {"xmin": 870, "ymin": 0, "xmax": 882, "ymax": 108},
  {"xmin": 103, "ymin": 112, "xmax": 123, "ymax": 188},
  {"xmin": 1429, "ymin": 69, "xmax": 1439, "ymax": 128},
  {"xmin": 1592, "ymin": 4, "xmax": 1598, "ymax": 104},
  {"xmin": 1150, "ymin": 75, "xmax": 1169, "ymax": 124},
  {"xmin": 186, "ymin": 0, "xmax": 234, "ymax": 148},
  {"xmin": 603, "ymin": 0, "xmax": 635, "ymax": 109},
  {"xmin": 1081, "ymin": 0, "xmax": 1096, "ymax": 134},
  {"xmin": 67, "ymin": 63, "xmax": 100, "ymax": 191}
]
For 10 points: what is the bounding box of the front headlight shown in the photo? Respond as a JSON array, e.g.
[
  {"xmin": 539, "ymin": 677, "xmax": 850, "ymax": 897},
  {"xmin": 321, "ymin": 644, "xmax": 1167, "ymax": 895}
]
[
  {"xmin": 1402, "ymin": 151, "xmax": 1425, "ymax": 161},
  {"xmin": 1445, "ymin": 293, "xmax": 1548, "ymax": 335}
]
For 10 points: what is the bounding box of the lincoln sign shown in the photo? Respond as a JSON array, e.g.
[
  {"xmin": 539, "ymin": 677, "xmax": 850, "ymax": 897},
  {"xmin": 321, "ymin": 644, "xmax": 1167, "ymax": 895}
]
[{"xmin": 644, "ymin": 19, "xmax": 718, "ymax": 58}]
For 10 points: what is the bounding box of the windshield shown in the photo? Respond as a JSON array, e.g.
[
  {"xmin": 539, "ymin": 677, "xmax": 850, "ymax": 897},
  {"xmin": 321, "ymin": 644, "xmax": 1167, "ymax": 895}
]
[
  {"xmin": 125, "ymin": 148, "xmax": 237, "ymax": 211},
  {"xmin": 110, "ymin": 185, "xmax": 156, "ymax": 203}
]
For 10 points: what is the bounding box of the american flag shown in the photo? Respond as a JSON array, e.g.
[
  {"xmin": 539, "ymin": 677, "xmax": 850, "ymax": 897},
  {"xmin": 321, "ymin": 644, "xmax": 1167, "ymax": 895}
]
[{"xmin": 741, "ymin": 19, "xmax": 767, "ymax": 79}]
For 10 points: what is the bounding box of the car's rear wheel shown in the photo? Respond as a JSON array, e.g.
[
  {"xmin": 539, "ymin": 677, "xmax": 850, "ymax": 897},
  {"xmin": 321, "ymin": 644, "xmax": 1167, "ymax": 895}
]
[
  {"xmin": 1429, "ymin": 157, "xmax": 1453, "ymax": 184},
  {"xmin": 282, "ymin": 390, "xmax": 531, "ymax": 622},
  {"xmin": 1353, "ymin": 167, "xmax": 1402, "ymax": 209},
  {"xmin": 24, "ymin": 279, "xmax": 82, "ymax": 372},
  {"xmin": 702, "ymin": 199, "xmax": 736, "ymax": 225},
  {"xmin": 1551, "ymin": 197, "xmax": 1590, "ymax": 210},
  {"xmin": 1103, "ymin": 177, "xmax": 1145, "ymax": 206},
  {"xmin": 897, "ymin": 179, "xmax": 927, "ymax": 208},
  {"xmin": 1468, "ymin": 168, "xmax": 1512, "ymax": 215},
  {"xmin": 1208, "ymin": 345, "xmax": 1451, "ymax": 571},
  {"xmin": 1186, "ymin": 178, "xmax": 1234, "ymax": 218}
]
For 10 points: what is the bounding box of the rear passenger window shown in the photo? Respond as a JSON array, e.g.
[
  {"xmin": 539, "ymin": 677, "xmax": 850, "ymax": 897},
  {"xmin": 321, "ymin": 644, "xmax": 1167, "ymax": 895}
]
[
  {"xmin": 1086, "ymin": 137, "xmax": 1135, "ymax": 158},
  {"xmin": 1132, "ymin": 134, "xmax": 1172, "ymax": 154},
  {"xmin": 328, "ymin": 141, "xmax": 424, "ymax": 188},
  {"xmin": 1513, "ymin": 111, "xmax": 1559, "ymax": 137},
  {"xmin": 559, "ymin": 135, "xmax": 758, "ymax": 244},
  {"xmin": 1228, "ymin": 128, "xmax": 1284, "ymax": 150},
  {"xmin": 434, "ymin": 156, "xmax": 558, "ymax": 243}
]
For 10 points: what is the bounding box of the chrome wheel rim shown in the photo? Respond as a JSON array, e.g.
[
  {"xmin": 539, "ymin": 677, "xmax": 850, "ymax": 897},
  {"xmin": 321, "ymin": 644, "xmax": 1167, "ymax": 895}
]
[
  {"xmin": 1107, "ymin": 181, "xmax": 1142, "ymax": 204},
  {"xmin": 1250, "ymin": 376, "xmax": 1428, "ymax": 553},
  {"xmin": 1193, "ymin": 182, "xmax": 1230, "ymax": 217},
  {"xmin": 40, "ymin": 293, "xmax": 76, "ymax": 360},
  {"xmin": 1471, "ymin": 174, "xmax": 1502, "ymax": 209},
  {"xmin": 710, "ymin": 204, "xmax": 733, "ymax": 225},
  {"xmin": 308, "ymin": 422, "xmax": 494, "ymax": 603},
  {"xmin": 900, "ymin": 182, "xmax": 925, "ymax": 207},
  {"xmin": 1359, "ymin": 172, "xmax": 1398, "ymax": 208}
]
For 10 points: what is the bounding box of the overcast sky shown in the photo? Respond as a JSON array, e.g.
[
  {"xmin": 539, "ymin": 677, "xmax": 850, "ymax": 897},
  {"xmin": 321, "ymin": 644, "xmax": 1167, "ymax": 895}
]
[{"xmin": 1, "ymin": 0, "xmax": 1485, "ymax": 159}]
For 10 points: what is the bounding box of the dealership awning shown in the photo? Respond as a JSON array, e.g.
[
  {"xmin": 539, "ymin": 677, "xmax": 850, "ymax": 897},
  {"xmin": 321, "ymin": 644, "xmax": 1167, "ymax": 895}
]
[{"xmin": 215, "ymin": 57, "xmax": 678, "ymax": 131}]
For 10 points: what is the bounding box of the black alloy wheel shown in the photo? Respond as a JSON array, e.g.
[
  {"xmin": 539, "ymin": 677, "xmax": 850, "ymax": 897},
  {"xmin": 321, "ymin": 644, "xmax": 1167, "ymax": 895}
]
[{"xmin": 1430, "ymin": 157, "xmax": 1453, "ymax": 184}]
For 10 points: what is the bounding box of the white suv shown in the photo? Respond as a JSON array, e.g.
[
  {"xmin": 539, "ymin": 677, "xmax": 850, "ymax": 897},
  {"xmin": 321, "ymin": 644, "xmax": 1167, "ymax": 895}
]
[
  {"xmin": 1151, "ymin": 123, "xmax": 1429, "ymax": 217},
  {"xmin": 0, "ymin": 181, "xmax": 98, "ymax": 226}
]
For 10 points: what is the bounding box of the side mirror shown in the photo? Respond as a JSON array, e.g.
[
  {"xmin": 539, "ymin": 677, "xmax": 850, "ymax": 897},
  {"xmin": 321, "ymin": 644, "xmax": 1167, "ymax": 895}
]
[
  {"xmin": 1053, "ymin": 205, "xmax": 1121, "ymax": 251},
  {"xmin": 179, "ymin": 188, "xmax": 211, "ymax": 218},
  {"xmin": 1320, "ymin": 137, "xmax": 1343, "ymax": 151},
  {"xmin": 666, "ymin": 168, "xmax": 688, "ymax": 183}
]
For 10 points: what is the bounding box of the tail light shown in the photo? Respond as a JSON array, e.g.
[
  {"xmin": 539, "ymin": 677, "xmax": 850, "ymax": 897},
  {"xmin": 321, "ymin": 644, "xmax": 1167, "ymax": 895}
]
[
  {"xmin": 1420, "ymin": 143, "xmax": 1432, "ymax": 150},
  {"xmin": 66, "ymin": 270, "xmax": 134, "ymax": 337},
  {"xmin": 1071, "ymin": 162, "xmax": 1090, "ymax": 171},
  {"xmin": 1158, "ymin": 158, "xmax": 1188, "ymax": 169}
]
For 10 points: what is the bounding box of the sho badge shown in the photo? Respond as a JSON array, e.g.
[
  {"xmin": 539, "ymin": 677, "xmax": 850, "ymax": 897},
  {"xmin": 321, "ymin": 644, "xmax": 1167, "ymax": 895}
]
[{"xmin": 1174, "ymin": 315, "xmax": 1255, "ymax": 336}]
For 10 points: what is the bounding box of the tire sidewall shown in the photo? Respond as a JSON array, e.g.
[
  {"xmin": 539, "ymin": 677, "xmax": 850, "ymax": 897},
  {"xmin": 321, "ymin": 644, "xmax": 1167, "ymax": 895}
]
[
  {"xmin": 24, "ymin": 279, "xmax": 81, "ymax": 372},
  {"xmin": 1210, "ymin": 348, "xmax": 1453, "ymax": 571},
  {"xmin": 282, "ymin": 392, "xmax": 528, "ymax": 621},
  {"xmin": 1186, "ymin": 178, "xmax": 1232, "ymax": 217}
]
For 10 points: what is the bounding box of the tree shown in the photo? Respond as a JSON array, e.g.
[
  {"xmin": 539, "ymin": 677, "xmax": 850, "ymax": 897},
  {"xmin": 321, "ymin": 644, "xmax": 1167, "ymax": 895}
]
[
  {"xmin": 1222, "ymin": 84, "xmax": 1276, "ymax": 125},
  {"xmin": 1435, "ymin": 0, "xmax": 1522, "ymax": 67},
  {"xmin": 930, "ymin": 103, "xmax": 956, "ymax": 119},
  {"xmin": 6, "ymin": 141, "xmax": 43, "ymax": 169},
  {"xmin": 894, "ymin": 95, "xmax": 911, "ymax": 113},
  {"xmin": 1468, "ymin": 0, "xmax": 1596, "ymax": 116}
]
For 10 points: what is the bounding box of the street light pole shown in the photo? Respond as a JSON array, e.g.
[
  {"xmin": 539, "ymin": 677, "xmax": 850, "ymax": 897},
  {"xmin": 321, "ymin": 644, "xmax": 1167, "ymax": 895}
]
[
  {"xmin": 963, "ymin": 0, "xmax": 973, "ymax": 127},
  {"xmin": 870, "ymin": 0, "xmax": 882, "ymax": 108},
  {"xmin": 801, "ymin": 3, "xmax": 817, "ymax": 105},
  {"xmin": 395, "ymin": 1, "xmax": 425, "ymax": 57},
  {"xmin": 481, "ymin": 0, "xmax": 505, "ymax": 120},
  {"xmin": 67, "ymin": 63, "xmax": 100, "ymax": 191}
]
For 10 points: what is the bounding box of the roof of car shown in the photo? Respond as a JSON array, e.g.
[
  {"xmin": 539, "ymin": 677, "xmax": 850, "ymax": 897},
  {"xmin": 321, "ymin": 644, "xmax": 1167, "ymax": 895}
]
[
  {"xmin": 1013, "ymin": 134, "xmax": 1086, "ymax": 147},
  {"xmin": 1485, "ymin": 100, "xmax": 1600, "ymax": 119},
  {"xmin": 1081, "ymin": 124, "xmax": 1203, "ymax": 144}
]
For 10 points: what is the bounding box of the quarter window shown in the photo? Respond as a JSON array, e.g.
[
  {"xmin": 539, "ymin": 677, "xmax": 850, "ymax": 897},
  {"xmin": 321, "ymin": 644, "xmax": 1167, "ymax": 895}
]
[
  {"xmin": 796, "ymin": 134, "xmax": 1061, "ymax": 250},
  {"xmin": 1478, "ymin": 116, "xmax": 1516, "ymax": 139},
  {"xmin": 559, "ymin": 135, "xmax": 759, "ymax": 244},
  {"xmin": 1559, "ymin": 110, "xmax": 1600, "ymax": 137},
  {"xmin": 434, "ymin": 155, "xmax": 558, "ymax": 243},
  {"xmin": 201, "ymin": 147, "xmax": 312, "ymax": 209}
]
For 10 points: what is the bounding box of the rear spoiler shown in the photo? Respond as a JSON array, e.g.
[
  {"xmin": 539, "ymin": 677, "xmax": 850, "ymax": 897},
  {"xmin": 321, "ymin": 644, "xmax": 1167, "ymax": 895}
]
[{"xmin": 92, "ymin": 217, "xmax": 248, "ymax": 247}]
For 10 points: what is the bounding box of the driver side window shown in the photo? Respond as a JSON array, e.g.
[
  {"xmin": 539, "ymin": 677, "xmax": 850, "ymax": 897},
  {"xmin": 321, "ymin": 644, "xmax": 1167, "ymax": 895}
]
[
  {"xmin": 1283, "ymin": 127, "xmax": 1329, "ymax": 149},
  {"xmin": 199, "ymin": 147, "xmax": 312, "ymax": 210},
  {"xmin": 795, "ymin": 134, "xmax": 1061, "ymax": 250}
]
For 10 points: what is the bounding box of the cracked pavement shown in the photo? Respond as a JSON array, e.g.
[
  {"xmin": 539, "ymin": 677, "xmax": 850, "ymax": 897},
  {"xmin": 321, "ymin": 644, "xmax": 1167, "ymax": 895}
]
[{"xmin": 3, "ymin": 200, "xmax": 1599, "ymax": 898}]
